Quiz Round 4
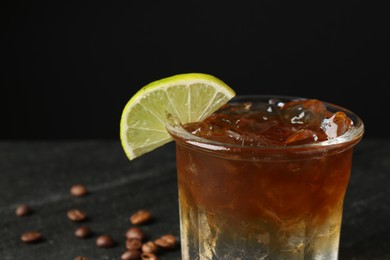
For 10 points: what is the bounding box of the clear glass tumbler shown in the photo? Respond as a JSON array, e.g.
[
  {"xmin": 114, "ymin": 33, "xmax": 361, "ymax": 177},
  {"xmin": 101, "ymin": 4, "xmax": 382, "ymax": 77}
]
[{"xmin": 166, "ymin": 95, "xmax": 364, "ymax": 260}]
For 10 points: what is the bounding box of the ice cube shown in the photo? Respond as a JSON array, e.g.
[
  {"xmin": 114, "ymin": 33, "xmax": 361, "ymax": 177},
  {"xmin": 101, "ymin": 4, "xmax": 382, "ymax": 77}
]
[
  {"xmin": 236, "ymin": 116, "xmax": 279, "ymax": 135},
  {"xmin": 321, "ymin": 111, "xmax": 353, "ymax": 139},
  {"xmin": 184, "ymin": 122, "xmax": 212, "ymax": 136},
  {"xmin": 281, "ymin": 99, "xmax": 326, "ymax": 130},
  {"xmin": 284, "ymin": 129, "xmax": 319, "ymax": 146}
]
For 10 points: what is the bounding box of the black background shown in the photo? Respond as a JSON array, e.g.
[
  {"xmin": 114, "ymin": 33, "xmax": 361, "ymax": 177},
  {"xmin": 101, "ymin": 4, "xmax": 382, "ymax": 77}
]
[{"xmin": 1, "ymin": 1, "xmax": 389, "ymax": 140}]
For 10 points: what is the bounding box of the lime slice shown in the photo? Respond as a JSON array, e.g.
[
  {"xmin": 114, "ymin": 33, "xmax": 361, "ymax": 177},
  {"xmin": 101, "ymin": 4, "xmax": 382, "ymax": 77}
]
[{"xmin": 120, "ymin": 73, "xmax": 236, "ymax": 160}]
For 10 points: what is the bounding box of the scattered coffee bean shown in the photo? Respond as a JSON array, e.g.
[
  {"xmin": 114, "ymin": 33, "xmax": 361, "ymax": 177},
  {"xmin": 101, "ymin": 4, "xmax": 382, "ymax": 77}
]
[
  {"xmin": 70, "ymin": 184, "xmax": 88, "ymax": 197},
  {"xmin": 141, "ymin": 252, "xmax": 158, "ymax": 260},
  {"xmin": 96, "ymin": 234, "xmax": 115, "ymax": 248},
  {"xmin": 121, "ymin": 250, "xmax": 142, "ymax": 260},
  {"xmin": 75, "ymin": 226, "xmax": 92, "ymax": 238},
  {"xmin": 15, "ymin": 204, "xmax": 31, "ymax": 217},
  {"xmin": 74, "ymin": 256, "xmax": 89, "ymax": 260},
  {"xmin": 154, "ymin": 234, "xmax": 177, "ymax": 250},
  {"xmin": 125, "ymin": 238, "xmax": 142, "ymax": 250},
  {"xmin": 142, "ymin": 241, "xmax": 158, "ymax": 254},
  {"xmin": 20, "ymin": 231, "xmax": 42, "ymax": 243},
  {"xmin": 130, "ymin": 209, "xmax": 152, "ymax": 225},
  {"xmin": 67, "ymin": 209, "xmax": 87, "ymax": 222},
  {"xmin": 126, "ymin": 227, "xmax": 145, "ymax": 241}
]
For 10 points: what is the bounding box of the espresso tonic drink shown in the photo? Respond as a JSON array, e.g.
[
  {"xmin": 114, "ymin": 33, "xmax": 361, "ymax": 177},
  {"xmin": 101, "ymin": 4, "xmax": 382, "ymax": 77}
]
[{"xmin": 167, "ymin": 96, "xmax": 364, "ymax": 260}]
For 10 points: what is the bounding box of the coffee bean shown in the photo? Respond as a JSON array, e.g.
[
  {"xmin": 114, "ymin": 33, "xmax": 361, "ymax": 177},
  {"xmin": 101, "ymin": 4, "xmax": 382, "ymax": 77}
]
[
  {"xmin": 75, "ymin": 226, "xmax": 92, "ymax": 238},
  {"xmin": 15, "ymin": 204, "xmax": 31, "ymax": 217},
  {"xmin": 67, "ymin": 209, "xmax": 87, "ymax": 222},
  {"xmin": 141, "ymin": 252, "xmax": 158, "ymax": 260},
  {"xmin": 20, "ymin": 231, "xmax": 42, "ymax": 243},
  {"xmin": 70, "ymin": 184, "xmax": 88, "ymax": 197},
  {"xmin": 121, "ymin": 250, "xmax": 141, "ymax": 260},
  {"xmin": 130, "ymin": 210, "xmax": 152, "ymax": 225},
  {"xmin": 142, "ymin": 241, "xmax": 158, "ymax": 254},
  {"xmin": 96, "ymin": 234, "xmax": 115, "ymax": 248},
  {"xmin": 125, "ymin": 238, "xmax": 142, "ymax": 250},
  {"xmin": 74, "ymin": 256, "xmax": 89, "ymax": 260},
  {"xmin": 154, "ymin": 234, "xmax": 176, "ymax": 249},
  {"xmin": 126, "ymin": 227, "xmax": 145, "ymax": 241}
]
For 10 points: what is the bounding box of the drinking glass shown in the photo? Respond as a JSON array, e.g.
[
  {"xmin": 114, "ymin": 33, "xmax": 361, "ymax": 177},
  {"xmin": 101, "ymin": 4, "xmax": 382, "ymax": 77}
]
[{"xmin": 166, "ymin": 95, "xmax": 364, "ymax": 260}]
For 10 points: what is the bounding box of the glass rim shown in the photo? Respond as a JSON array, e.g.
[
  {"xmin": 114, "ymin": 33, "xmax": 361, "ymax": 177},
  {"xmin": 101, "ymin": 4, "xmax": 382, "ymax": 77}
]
[{"xmin": 165, "ymin": 95, "xmax": 365, "ymax": 154}]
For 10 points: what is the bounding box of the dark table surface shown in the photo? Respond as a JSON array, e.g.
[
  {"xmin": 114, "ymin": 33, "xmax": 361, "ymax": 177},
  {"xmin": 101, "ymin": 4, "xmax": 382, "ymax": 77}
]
[{"xmin": 0, "ymin": 139, "xmax": 389, "ymax": 260}]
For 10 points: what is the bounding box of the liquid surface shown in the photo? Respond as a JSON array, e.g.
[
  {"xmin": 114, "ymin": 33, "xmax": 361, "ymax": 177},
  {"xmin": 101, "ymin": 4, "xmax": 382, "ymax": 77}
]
[{"xmin": 183, "ymin": 99, "xmax": 353, "ymax": 146}]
